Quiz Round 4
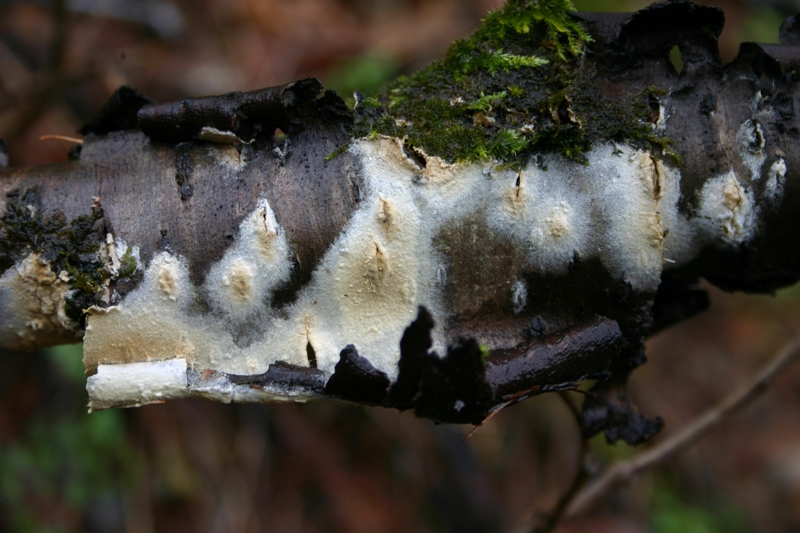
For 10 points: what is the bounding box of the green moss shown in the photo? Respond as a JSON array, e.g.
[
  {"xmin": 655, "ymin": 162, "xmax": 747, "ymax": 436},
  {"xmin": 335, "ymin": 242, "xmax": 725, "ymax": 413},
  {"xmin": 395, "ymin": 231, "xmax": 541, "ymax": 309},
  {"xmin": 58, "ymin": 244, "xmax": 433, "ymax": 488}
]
[
  {"xmin": 479, "ymin": 344, "xmax": 491, "ymax": 366},
  {"xmin": 507, "ymin": 85, "xmax": 525, "ymax": 98},
  {"xmin": 0, "ymin": 189, "xmax": 137, "ymax": 329},
  {"xmin": 351, "ymin": 0, "xmax": 677, "ymax": 167},
  {"xmin": 118, "ymin": 248, "xmax": 137, "ymax": 279},
  {"xmin": 489, "ymin": 129, "xmax": 530, "ymax": 159},
  {"xmin": 467, "ymin": 91, "xmax": 508, "ymax": 112},
  {"xmin": 324, "ymin": 142, "xmax": 350, "ymax": 162},
  {"xmin": 359, "ymin": 95, "xmax": 383, "ymax": 109},
  {"xmin": 474, "ymin": 0, "xmax": 590, "ymax": 60},
  {"xmin": 447, "ymin": 42, "xmax": 549, "ymax": 77}
]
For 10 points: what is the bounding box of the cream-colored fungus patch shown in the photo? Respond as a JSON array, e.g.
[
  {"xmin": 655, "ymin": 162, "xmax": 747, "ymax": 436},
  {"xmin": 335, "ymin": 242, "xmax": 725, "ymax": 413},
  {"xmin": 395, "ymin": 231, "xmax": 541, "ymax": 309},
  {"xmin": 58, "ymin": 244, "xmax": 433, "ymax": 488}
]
[
  {"xmin": 511, "ymin": 279, "xmax": 527, "ymax": 315},
  {"xmin": 204, "ymin": 199, "xmax": 291, "ymax": 320},
  {"xmin": 485, "ymin": 145, "xmax": 667, "ymax": 289},
  {"xmin": 765, "ymin": 157, "xmax": 787, "ymax": 203},
  {"xmin": 83, "ymin": 136, "xmax": 775, "ymax": 408},
  {"xmin": 209, "ymin": 143, "xmax": 248, "ymax": 171},
  {"xmin": 83, "ymin": 252, "xmax": 208, "ymax": 373},
  {"xmin": 654, "ymin": 160, "xmax": 699, "ymax": 267},
  {"xmin": 697, "ymin": 170, "xmax": 755, "ymax": 246},
  {"xmin": 199, "ymin": 126, "xmax": 248, "ymax": 145},
  {"xmin": 0, "ymin": 253, "xmax": 76, "ymax": 350}
]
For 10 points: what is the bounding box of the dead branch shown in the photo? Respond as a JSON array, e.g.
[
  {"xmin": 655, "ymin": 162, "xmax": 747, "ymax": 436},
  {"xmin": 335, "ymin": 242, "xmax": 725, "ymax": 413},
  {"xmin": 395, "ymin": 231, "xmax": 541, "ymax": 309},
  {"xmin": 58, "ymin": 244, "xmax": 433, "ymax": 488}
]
[
  {"xmin": 560, "ymin": 328, "xmax": 800, "ymax": 520},
  {"xmin": 1, "ymin": 0, "xmax": 800, "ymax": 435}
]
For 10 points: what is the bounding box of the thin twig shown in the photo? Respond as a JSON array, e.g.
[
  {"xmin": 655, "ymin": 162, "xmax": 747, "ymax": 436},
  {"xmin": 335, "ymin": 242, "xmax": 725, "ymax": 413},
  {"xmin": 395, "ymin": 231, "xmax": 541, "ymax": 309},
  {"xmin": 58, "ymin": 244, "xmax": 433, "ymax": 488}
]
[
  {"xmin": 508, "ymin": 391, "xmax": 592, "ymax": 533},
  {"xmin": 561, "ymin": 329, "xmax": 800, "ymax": 520},
  {"xmin": 39, "ymin": 134, "xmax": 82, "ymax": 144},
  {"xmin": 531, "ymin": 392, "xmax": 591, "ymax": 533}
]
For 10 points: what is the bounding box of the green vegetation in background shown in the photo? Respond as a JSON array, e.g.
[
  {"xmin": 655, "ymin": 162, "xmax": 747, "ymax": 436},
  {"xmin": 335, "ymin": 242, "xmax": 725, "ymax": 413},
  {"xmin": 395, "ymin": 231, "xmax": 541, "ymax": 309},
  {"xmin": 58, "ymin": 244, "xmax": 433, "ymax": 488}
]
[
  {"xmin": 588, "ymin": 433, "xmax": 751, "ymax": 533},
  {"xmin": 0, "ymin": 344, "xmax": 140, "ymax": 533},
  {"xmin": 741, "ymin": 7, "xmax": 782, "ymax": 44},
  {"xmin": 651, "ymin": 477, "xmax": 750, "ymax": 533},
  {"xmin": 325, "ymin": 52, "xmax": 400, "ymax": 109}
]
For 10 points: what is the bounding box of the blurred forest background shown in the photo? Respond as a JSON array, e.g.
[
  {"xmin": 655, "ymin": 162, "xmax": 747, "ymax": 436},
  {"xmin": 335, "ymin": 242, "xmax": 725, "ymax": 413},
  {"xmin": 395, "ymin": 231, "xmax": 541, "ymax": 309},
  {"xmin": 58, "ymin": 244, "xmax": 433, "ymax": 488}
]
[{"xmin": 2, "ymin": 0, "xmax": 800, "ymax": 531}]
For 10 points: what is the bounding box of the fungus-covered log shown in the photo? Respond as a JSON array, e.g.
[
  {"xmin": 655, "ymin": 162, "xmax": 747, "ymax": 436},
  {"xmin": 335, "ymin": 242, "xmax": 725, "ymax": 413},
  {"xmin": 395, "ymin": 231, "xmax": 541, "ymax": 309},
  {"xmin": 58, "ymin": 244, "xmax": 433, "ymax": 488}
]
[{"xmin": 1, "ymin": 0, "xmax": 799, "ymax": 444}]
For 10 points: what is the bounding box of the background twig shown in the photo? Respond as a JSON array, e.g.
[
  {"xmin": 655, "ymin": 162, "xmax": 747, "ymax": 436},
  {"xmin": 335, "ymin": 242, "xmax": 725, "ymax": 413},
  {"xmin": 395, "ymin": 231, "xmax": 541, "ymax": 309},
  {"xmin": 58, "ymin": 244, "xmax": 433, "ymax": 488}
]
[{"xmin": 561, "ymin": 329, "xmax": 800, "ymax": 520}]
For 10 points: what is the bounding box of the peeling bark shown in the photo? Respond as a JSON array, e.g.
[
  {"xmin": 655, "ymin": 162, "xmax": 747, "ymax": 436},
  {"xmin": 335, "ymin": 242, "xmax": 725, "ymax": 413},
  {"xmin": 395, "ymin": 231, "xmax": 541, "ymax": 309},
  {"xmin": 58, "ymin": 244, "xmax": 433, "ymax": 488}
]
[{"xmin": 1, "ymin": 0, "xmax": 800, "ymax": 443}]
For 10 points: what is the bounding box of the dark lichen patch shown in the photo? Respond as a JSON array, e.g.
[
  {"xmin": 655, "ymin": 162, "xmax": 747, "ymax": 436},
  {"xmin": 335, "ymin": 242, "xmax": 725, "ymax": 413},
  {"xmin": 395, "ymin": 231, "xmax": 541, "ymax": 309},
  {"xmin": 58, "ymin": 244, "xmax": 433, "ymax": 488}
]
[
  {"xmin": 352, "ymin": 0, "xmax": 676, "ymax": 166},
  {"xmin": 175, "ymin": 143, "xmax": 195, "ymax": 201},
  {"xmin": 0, "ymin": 189, "xmax": 134, "ymax": 329},
  {"xmin": 1, "ymin": 190, "xmax": 98, "ymax": 273}
]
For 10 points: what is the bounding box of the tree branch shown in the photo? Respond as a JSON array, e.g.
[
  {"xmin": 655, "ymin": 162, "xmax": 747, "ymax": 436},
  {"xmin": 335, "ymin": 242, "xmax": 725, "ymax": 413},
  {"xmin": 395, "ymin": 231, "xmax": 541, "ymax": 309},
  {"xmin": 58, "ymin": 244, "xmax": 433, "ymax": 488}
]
[
  {"xmin": 1, "ymin": 0, "xmax": 800, "ymax": 431},
  {"xmin": 561, "ymin": 328, "xmax": 800, "ymax": 520}
]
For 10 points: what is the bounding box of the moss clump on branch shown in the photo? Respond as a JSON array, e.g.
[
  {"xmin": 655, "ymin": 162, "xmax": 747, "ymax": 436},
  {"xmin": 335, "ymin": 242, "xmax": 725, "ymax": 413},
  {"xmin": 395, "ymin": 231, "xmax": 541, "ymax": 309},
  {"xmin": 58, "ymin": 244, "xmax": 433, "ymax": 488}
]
[
  {"xmin": 0, "ymin": 189, "xmax": 136, "ymax": 328},
  {"xmin": 352, "ymin": 0, "xmax": 676, "ymax": 166}
]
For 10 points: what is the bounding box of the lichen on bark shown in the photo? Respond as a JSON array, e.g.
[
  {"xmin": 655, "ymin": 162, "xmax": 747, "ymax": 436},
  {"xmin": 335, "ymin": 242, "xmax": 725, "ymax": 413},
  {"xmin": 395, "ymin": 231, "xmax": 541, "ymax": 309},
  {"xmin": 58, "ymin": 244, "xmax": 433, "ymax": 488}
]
[{"xmin": 0, "ymin": 189, "xmax": 107, "ymax": 328}]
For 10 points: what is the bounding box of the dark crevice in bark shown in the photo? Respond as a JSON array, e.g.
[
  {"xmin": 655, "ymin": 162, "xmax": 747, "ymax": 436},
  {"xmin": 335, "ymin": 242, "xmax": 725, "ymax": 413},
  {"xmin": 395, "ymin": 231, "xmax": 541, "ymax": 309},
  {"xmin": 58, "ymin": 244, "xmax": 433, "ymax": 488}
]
[{"xmin": 228, "ymin": 361, "xmax": 326, "ymax": 392}]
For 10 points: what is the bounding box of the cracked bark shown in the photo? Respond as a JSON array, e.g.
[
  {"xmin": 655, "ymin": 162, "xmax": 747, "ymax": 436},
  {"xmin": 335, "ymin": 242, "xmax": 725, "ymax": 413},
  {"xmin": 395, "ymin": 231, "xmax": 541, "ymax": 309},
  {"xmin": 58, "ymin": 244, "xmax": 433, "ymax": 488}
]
[{"xmin": 1, "ymin": 0, "xmax": 799, "ymax": 444}]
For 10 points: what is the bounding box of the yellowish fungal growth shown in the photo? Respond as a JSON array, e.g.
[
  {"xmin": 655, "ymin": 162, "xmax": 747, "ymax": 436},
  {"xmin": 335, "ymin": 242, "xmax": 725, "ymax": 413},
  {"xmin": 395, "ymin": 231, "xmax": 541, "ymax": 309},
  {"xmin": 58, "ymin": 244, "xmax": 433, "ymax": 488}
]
[
  {"xmin": 249, "ymin": 200, "xmax": 282, "ymax": 261},
  {"xmin": 0, "ymin": 253, "xmax": 76, "ymax": 350},
  {"xmin": 765, "ymin": 157, "xmax": 787, "ymax": 202},
  {"xmin": 225, "ymin": 259, "xmax": 254, "ymax": 302},
  {"xmin": 83, "ymin": 252, "xmax": 200, "ymax": 374},
  {"xmin": 698, "ymin": 170, "xmax": 754, "ymax": 245},
  {"xmin": 545, "ymin": 202, "xmax": 571, "ymax": 238},
  {"xmin": 157, "ymin": 262, "xmax": 180, "ymax": 300}
]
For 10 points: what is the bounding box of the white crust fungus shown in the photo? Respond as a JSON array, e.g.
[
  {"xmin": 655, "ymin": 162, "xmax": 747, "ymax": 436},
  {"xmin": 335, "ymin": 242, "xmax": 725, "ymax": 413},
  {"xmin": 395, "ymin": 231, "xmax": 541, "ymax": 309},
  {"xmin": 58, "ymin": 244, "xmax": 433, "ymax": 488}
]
[
  {"xmin": 204, "ymin": 199, "xmax": 291, "ymax": 321},
  {"xmin": 83, "ymin": 136, "xmax": 775, "ymax": 408},
  {"xmin": 511, "ymin": 278, "xmax": 527, "ymax": 315},
  {"xmin": 765, "ymin": 157, "xmax": 787, "ymax": 203},
  {"xmin": 697, "ymin": 170, "xmax": 755, "ymax": 246},
  {"xmin": 87, "ymin": 358, "xmax": 189, "ymax": 410}
]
